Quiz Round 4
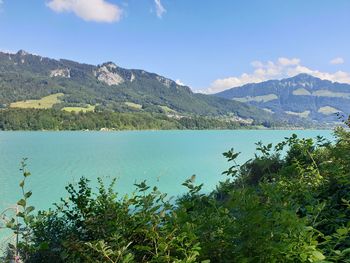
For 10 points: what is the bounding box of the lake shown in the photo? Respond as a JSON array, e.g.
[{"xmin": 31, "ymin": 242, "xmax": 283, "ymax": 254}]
[{"xmin": 0, "ymin": 130, "xmax": 333, "ymax": 213}]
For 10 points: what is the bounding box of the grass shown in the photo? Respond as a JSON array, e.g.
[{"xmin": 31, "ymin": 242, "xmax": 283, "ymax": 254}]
[
  {"xmin": 62, "ymin": 105, "xmax": 96, "ymax": 113},
  {"xmin": 125, "ymin": 102, "xmax": 142, "ymax": 109},
  {"xmin": 317, "ymin": 106, "xmax": 340, "ymax": 115},
  {"xmin": 10, "ymin": 93, "xmax": 63, "ymax": 109},
  {"xmin": 233, "ymin": 94, "xmax": 278, "ymax": 103},
  {"xmin": 160, "ymin": 105, "xmax": 177, "ymax": 114},
  {"xmin": 10, "ymin": 93, "xmax": 97, "ymax": 113},
  {"xmin": 285, "ymin": 110, "xmax": 311, "ymax": 118}
]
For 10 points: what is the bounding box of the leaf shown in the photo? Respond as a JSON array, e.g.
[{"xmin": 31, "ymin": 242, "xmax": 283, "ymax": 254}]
[
  {"xmin": 336, "ymin": 228, "xmax": 348, "ymax": 236},
  {"xmin": 25, "ymin": 206, "xmax": 35, "ymax": 214},
  {"xmin": 17, "ymin": 212, "xmax": 25, "ymax": 218},
  {"xmin": 17, "ymin": 198, "xmax": 26, "ymax": 207},
  {"xmin": 24, "ymin": 191, "xmax": 32, "ymax": 199},
  {"xmin": 134, "ymin": 245, "xmax": 152, "ymax": 252},
  {"xmin": 190, "ymin": 174, "xmax": 196, "ymax": 182},
  {"xmin": 6, "ymin": 218, "xmax": 15, "ymax": 229},
  {"xmin": 341, "ymin": 248, "xmax": 350, "ymax": 255},
  {"xmin": 19, "ymin": 180, "xmax": 25, "ymax": 188},
  {"xmin": 39, "ymin": 242, "xmax": 49, "ymax": 250},
  {"xmin": 312, "ymin": 251, "xmax": 325, "ymax": 260},
  {"xmin": 8, "ymin": 243, "xmax": 16, "ymax": 250}
]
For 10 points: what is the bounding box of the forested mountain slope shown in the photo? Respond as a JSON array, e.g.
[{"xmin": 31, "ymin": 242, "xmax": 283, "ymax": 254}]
[
  {"xmin": 0, "ymin": 50, "xmax": 274, "ymax": 124},
  {"xmin": 215, "ymin": 73, "xmax": 350, "ymax": 123}
]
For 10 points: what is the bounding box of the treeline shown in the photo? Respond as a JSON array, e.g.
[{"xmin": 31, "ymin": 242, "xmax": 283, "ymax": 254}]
[
  {"xmin": 3, "ymin": 127, "xmax": 350, "ymax": 262},
  {"xmin": 0, "ymin": 109, "xmax": 245, "ymax": 131}
]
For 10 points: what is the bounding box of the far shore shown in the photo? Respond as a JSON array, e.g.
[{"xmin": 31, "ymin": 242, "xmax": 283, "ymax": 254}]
[{"xmin": 0, "ymin": 127, "xmax": 338, "ymax": 132}]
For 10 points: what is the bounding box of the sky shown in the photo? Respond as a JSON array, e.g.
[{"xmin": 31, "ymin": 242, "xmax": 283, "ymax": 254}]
[{"xmin": 0, "ymin": 0, "xmax": 349, "ymax": 93}]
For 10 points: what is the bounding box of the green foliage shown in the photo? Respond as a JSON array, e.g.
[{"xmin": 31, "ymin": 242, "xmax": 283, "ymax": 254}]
[
  {"xmin": 4, "ymin": 128, "xmax": 350, "ymax": 262},
  {"xmin": 5, "ymin": 159, "xmax": 36, "ymax": 262},
  {"xmin": 14, "ymin": 178, "xmax": 201, "ymax": 262},
  {"xmin": 0, "ymin": 108, "xmax": 251, "ymax": 131}
]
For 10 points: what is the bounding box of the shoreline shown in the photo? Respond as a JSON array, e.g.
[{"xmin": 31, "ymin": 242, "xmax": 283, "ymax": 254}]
[{"xmin": 0, "ymin": 127, "xmax": 337, "ymax": 132}]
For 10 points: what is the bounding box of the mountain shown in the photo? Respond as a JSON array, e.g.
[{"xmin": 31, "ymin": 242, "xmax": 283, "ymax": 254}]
[
  {"xmin": 215, "ymin": 74, "xmax": 350, "ymax": 123},
  {"xmin": 0, "ymin": 50, "xmax": 274, "ymax": 125}
]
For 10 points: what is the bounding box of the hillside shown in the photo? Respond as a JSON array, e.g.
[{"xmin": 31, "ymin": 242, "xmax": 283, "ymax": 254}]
[
  {"xmin": 215, "ymin": 74, "xmax": 350, "ymax": 123},
  {"xmin": 0, "ymin": 50, "xmax": 274, "ymax": 125}
]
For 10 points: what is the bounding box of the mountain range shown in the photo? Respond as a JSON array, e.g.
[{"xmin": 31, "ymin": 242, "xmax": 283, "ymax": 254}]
[
  {"xmin": 215, "ymin": 73, "xmax": 350, "ymax": 123},
  {"xmin": 0, "ymin": 50, "xmax": 347, "ymax": 127},
  {"xmin": 0, "ymin": 50, "xmax": 274, "ymax": 125}
]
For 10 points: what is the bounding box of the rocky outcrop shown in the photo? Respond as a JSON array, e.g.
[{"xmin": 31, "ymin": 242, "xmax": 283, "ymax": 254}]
[
  {"xmin": 50, "ymin": 68, "xmax": 71, "ymax": 78},
  {"xmin": 94, "ymin": 62, "xmax": 124, "ymax": 86},
  {"xmin": 156, "ymin": 76, "xmax": 172, "ymax": 88}
]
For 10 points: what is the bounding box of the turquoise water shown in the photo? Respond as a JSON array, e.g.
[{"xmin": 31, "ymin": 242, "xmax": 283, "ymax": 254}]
[{"xmin": 0, "ymin": 130, "xmax": 333, "ymax": 212}]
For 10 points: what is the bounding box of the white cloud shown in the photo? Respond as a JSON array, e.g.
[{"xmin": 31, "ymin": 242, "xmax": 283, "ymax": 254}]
[
  {"xmin": 205, "ymin": 58, "xmax": 350, "ymax": 94},
  {"xmin": 154, "ymin": 0, "xmax": 166, "ymax": 18},
  {"xmin": 330, "ymin": 57, "xmax": 345, "ymax": 65},
  {"xmin": 277, "ymin": 57, "xmax": 300, "ymax": 66},
  {"xmin": 46, "ymin": 0, "xmax": 122, "ymax": 23},
  {"xmin": 175, "ymin": 79, "xmax": 185, "ymax": 86}
]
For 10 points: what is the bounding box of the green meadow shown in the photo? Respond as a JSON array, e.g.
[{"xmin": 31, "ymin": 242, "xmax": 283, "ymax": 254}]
[{"xmin": 10, "ymin": 93, "xmax": 64, "ymax": 109}]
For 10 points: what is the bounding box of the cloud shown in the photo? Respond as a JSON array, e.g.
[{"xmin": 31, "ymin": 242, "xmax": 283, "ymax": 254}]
[
  {"xmin": 330, "ymin": 57, "xmax": 345, "ymax": 65},
  {"xmin": 175, "ymin": 79, "xmax": 185, "ymax": 86},
  {"xmin": 277, "ymin": 57, "xmax": 300, "ymax": 66},
  {"xmin": 46, "ymin": 0, "xmax": 122, "ymax": 23},
  {"xmin": 205, "ymin": 57, "xmax": 350, "ymax": 94},
  {"xmin": 154, "ymin": 0, "xmax": 166, "ymax": 18}
]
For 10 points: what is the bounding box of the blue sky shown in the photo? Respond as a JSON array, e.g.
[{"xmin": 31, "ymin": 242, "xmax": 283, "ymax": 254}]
[{"xmin": 0, "ymin": 0, "xmax": 349, "ymax": 92}]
